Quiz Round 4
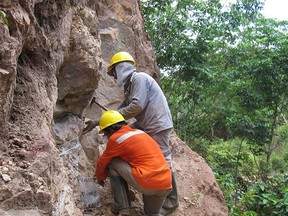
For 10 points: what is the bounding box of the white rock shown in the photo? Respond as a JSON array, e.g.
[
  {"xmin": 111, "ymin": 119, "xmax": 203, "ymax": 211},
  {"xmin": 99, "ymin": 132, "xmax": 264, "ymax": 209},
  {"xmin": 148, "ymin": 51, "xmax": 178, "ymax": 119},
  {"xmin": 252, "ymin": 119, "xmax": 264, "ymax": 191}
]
[
  {"xmin": 1, "ymin": 166, "xmax": 9, "ymax": 172},
  {"xmin": 1, "ymin": 173, "xmax": 12, "ymax": 182}
]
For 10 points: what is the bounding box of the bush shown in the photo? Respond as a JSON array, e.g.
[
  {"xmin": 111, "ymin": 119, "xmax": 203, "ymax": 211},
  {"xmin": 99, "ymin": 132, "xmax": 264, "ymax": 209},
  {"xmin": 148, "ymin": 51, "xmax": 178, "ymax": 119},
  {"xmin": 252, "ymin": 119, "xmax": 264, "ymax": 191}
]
[{"xmin": 216, "ymin": 173, "xmax": 288, "ymax": 216}]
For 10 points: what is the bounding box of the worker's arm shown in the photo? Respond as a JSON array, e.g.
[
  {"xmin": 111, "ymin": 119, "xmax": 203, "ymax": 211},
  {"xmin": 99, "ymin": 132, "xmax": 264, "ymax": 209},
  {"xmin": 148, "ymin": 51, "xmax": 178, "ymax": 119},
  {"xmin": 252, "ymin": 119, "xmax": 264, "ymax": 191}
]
[
  {"xmin": 95, "ymin": 140, "xmax": 122, "ymax": 180},
  {"xmin": 95, "ymin": 153, "xmax": 110, "ymax": 180},
  {"xmin": 118, "ymin": 100, "xmax": 128, "ymax": 109},
  {"xmin": 82, "ymin": 119, "xmax": 99, "ymax": 134},
  {"xmin": 118, "ymin": 74, "xmax": 149, "ymax": 119}
]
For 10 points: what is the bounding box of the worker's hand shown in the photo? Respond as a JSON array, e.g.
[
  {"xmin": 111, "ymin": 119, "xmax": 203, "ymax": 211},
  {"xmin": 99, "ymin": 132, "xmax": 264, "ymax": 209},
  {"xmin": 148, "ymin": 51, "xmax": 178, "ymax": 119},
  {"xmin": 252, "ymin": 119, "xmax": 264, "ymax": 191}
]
[
  {"xmin": 97, "ymin": 180, "xmax": 105, "ymax": 186},
  {"xmin": 83, "ymin": 120, "xmax": 99, "ymax": 134},
  {"xmin": 128, "ymin": 122, "xmax": 138, "ymax": 129}
]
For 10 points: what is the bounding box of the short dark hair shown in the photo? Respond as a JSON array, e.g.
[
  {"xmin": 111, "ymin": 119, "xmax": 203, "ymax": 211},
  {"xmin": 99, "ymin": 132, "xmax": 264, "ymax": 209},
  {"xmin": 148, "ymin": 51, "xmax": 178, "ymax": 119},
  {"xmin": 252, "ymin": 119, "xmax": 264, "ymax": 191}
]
[{"xmin": 103, "ymin": 121, "xmax": 126, "ymax": 137}]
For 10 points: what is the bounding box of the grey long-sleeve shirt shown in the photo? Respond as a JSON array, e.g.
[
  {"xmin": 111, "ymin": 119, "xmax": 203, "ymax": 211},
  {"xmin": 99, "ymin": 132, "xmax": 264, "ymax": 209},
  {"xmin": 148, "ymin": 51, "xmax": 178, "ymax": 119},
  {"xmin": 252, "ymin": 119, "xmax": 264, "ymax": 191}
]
[{"xmin": 116, "ymin": 62, "xmax": 173, "ymax": 135}]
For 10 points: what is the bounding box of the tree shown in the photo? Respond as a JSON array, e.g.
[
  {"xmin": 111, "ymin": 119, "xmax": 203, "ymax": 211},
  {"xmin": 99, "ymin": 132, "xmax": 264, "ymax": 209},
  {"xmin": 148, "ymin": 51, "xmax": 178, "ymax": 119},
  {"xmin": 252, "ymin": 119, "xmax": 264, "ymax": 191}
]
[{"xmin": 142, "ymin": 0, "xmax": 288, "ymax": 214}]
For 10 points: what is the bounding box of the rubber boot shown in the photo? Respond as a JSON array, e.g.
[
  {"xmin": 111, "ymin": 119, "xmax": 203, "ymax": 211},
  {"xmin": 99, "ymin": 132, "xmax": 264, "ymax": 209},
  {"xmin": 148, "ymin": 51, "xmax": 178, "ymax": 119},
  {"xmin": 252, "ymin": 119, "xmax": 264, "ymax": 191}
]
[
  {"xmin": 160, "ymin": 172, "xmax": 179, "ymax": 215},
  {"xmin": 110, "ymin": 175, "xmax": 131, "ymax": 215}
]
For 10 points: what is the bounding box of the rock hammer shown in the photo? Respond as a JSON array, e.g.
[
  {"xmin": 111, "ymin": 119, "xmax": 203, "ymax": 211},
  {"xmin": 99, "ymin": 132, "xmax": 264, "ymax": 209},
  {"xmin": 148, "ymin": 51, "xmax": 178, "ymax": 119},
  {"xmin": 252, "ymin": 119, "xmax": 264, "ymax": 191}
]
[{"xmin": 90, "ymin": 96, "xmax": 108, "ymax": 111}]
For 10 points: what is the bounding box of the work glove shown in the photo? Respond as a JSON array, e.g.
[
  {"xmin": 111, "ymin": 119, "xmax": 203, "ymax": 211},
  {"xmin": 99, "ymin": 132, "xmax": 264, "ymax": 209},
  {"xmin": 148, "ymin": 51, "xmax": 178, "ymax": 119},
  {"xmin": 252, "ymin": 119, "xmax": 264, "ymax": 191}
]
[
  {"xmin": 97, "ymin": 180, "xmax": 105, "ymax": 187},
  {"xmin": 83, "ymin": 120, "xmax": 99, "ymax": 134}
]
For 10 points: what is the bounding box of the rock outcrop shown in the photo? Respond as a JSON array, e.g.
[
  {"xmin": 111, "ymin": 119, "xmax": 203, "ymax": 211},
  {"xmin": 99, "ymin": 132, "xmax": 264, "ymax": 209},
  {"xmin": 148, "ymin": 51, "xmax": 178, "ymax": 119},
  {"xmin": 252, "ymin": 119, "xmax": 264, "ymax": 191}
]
[{"xmin": 0, "ymin": 0, "xmax": 228, "ymax": 215}]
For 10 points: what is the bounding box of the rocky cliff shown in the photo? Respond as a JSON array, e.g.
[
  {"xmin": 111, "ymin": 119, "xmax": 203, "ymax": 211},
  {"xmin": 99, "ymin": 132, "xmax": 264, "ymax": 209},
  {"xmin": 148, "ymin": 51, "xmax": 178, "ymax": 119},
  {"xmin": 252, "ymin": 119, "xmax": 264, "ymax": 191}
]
[{"xmin": 0, "ymin": 1, "xmax": 228, "ymax": 215}]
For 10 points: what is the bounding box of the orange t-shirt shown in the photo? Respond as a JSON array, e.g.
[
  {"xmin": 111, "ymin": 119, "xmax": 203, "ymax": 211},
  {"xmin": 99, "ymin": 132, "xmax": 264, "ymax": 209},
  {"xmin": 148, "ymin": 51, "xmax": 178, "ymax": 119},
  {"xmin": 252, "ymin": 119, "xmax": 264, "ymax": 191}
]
[{"xmin": 96, "ymin": 125, "xmax": 171, "ymax": 190}]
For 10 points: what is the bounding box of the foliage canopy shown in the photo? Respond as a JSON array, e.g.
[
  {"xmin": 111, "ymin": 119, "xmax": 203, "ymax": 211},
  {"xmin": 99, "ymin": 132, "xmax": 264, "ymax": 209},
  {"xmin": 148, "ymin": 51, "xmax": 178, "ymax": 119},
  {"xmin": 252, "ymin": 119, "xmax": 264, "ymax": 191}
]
[{"xmin": 142, "ymin": 0, "xmax": 288, "ymax": 215}]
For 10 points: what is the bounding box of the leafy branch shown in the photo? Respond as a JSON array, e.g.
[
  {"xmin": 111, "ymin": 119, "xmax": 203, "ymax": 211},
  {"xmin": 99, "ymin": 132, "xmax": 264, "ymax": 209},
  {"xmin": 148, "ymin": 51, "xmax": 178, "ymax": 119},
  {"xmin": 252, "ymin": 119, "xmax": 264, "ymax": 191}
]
[{"xmin": 0, "ymin": 10, "xmax": 8, "ymax": 25}]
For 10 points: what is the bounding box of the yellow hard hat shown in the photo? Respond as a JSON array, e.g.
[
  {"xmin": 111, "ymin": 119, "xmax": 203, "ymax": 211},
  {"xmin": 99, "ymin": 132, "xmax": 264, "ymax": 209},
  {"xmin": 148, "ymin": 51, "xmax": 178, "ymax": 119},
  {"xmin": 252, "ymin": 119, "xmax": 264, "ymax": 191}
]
[
  {"xmin": 99, "ymin": 110, "xmax": 125, "ymax": 133},
  {"xmin": 107, "ymin": 51, "xmax": 136, "ymax": 73}
]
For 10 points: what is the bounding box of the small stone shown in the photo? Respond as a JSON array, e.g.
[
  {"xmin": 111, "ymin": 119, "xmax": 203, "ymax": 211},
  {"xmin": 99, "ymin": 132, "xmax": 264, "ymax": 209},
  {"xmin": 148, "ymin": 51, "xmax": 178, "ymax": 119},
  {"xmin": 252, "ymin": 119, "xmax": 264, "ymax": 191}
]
[
  {"xmin": 18, "ymin": 162, "xmax": 29, "ymax": 169},
  {"xmin": 25, "ymin": 135, "xmax": 32, "ymax": 141},
  {"xmin": 1, "ymin": 173, "xmax": 11, "ymax": 182},
  {"xmin": 184, "ymin": 197, "xmax": 190, "ymax": 201},
  {"xmin": 17, "ymin": 149, "xmax": 27, "ymax": 158},
  {"xmin": 12, "ymin": 138, "xmax": 24, "ymax": 147},
  {"xmin": 1, "ymin": 166, "xmax": 9, "ymax": 172},
  {"xmin": 0, "ymin": 144, "xmax": 8, "ymax": 152}
]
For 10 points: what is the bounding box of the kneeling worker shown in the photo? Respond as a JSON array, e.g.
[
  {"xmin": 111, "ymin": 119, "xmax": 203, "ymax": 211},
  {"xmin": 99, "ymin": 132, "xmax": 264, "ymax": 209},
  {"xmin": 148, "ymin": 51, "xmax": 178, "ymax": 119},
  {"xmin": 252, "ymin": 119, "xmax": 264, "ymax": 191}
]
[{"xmin": 95, "ymin": 110, "xmax": 172, "ymax": 215}]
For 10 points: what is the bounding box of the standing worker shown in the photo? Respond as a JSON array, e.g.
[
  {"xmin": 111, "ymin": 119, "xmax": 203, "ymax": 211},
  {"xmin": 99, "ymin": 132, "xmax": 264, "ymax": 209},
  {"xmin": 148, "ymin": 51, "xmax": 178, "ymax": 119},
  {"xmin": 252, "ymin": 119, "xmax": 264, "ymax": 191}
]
[
  {"xmin": 95, "ymin": 110, "xmax": 172, "ymax": 215},
  {"xmin": 83, "ymin": 51, "xmax": 179, "ymax": 215}
]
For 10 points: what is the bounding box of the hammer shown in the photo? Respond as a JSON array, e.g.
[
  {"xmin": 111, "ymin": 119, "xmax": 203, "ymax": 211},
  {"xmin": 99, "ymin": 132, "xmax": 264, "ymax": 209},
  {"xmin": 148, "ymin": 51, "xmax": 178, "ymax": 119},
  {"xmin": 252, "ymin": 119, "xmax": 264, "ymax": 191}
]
[{"xmin": 90, "ymin": 97, "xmax": 108, "ymax": 111}]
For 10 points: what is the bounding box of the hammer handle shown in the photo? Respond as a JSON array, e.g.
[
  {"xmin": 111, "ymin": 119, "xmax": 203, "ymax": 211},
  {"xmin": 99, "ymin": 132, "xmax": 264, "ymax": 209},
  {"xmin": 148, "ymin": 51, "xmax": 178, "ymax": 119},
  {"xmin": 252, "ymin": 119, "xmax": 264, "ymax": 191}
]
[{"xmin": 95, "ymin": 101, "xmax": 108, "ymax": 111}]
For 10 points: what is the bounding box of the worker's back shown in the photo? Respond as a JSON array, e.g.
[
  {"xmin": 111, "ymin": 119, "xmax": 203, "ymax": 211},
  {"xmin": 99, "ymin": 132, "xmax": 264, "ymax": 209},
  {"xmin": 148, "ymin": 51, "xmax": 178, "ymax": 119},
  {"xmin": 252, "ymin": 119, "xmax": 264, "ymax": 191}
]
[
  {"xmin": 117, "ymin": 66, "xmax": 173, "ymax": 134},
  {"xmin": 96, "ymin": 125, "xmax": 172, "ymax": 190}
]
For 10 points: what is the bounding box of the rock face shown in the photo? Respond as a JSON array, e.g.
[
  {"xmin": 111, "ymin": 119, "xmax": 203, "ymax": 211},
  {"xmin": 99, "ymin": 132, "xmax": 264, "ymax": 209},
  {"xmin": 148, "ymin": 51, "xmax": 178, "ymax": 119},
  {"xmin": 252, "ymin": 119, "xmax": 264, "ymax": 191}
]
[{"xmin": 0, "ymin": 1, "xmax": 228, "ymax": 216}]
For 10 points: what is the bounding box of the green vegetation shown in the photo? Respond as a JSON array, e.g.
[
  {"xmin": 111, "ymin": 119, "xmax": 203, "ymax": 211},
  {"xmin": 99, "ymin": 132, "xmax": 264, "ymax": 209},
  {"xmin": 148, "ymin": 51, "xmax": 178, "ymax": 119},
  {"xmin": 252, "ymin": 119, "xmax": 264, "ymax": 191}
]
[
  {"xmin": 142, "ymin": 0, "xmax": 288, "ymax": 215},
  {"xmin": 0, "ymin": 10, "xmax": 8, "ymax": 25}
]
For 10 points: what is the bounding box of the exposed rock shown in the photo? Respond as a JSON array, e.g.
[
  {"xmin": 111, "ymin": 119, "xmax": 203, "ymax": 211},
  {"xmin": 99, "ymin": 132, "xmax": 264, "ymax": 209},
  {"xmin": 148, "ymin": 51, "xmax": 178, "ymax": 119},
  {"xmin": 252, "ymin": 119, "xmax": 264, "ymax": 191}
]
[
  {"xmin": 1, "ymin": 174, "xmax": 11, "ymax": 182},
  {"xmin": 0, "ymin": 0, "xmax": 228, "ymax": 215}
]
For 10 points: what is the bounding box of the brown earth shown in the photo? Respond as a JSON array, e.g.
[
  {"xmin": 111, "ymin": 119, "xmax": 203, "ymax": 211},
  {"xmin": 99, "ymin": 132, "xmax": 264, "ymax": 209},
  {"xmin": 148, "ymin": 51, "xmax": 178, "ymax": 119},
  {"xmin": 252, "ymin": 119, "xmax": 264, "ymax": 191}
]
[{"xmin": 0, "ymin": 0, "xmax": 228, "ymax": 215}]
